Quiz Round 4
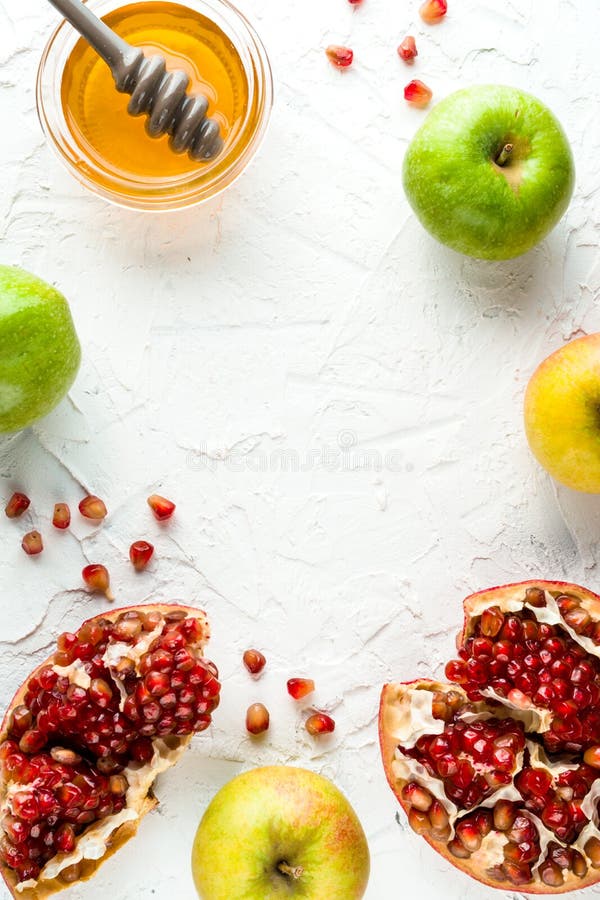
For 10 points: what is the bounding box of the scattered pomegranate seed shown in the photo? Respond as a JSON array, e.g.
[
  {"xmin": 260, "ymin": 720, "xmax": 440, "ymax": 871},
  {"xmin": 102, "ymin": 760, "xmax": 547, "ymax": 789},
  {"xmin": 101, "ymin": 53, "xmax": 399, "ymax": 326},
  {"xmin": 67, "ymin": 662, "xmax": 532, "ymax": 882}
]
[
  {"xmin": 21, "ymin": 531, "xmax": 43, "ymax": 556},
  {"xmin": 147, "ymin": 494, "xmax": 176, "ymax": 521},
  {"xmin": 82, "ymin": 564, "xmax": 114, "ymax": 600},
  {"xmin": 398, "ymin": 36, "xmax": 418, "ymax": 62},
  {"xmin": 129, "ymin": 540, "xmax": 154, "ymax": 571},
  {"xmin": 348, "ymin": 0, "xmax": 363, "ymax": 4},
  {"xmin": 5, "ymin": 492, "xmax": 30, "ymax": 519},
  {"xmin": 246, "ymin": 703, "xmax": 270, "ymax": 735},
  {"xmin": 78, "ymin": 495, "xmax": 108, "ymax": 521},
  {"xmin": 287, "ymin": 678, "xmax": 315, "ymax": 700},
  {"xmin": 52, "ymin": 502, "xmax": 71, "ymax": 529},
  {"xmin": 404, "ymin": 79, "xmax": 432, "ymax": 108},
  {"xmin": 305, "ymin": 713, "xmax": 335, "ymax": 735},
  {"xmin": 243, "ymin": 650, "xmax": 266, "ymax": 675},
  {"xmin": 326, "ymin": 45, "xmax": 354, "ymax": 68},
  {"xmin": 419, "ymin": 0, "xmax": 447, "ymax": 23}
]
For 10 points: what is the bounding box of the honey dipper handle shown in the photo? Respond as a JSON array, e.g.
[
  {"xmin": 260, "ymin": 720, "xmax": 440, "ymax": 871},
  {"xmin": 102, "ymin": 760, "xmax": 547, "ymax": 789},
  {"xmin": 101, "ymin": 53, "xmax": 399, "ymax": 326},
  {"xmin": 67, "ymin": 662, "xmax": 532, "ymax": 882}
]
[{"xmin": 46, "ymin": 0, "xmax": 133, "ymax": 72}]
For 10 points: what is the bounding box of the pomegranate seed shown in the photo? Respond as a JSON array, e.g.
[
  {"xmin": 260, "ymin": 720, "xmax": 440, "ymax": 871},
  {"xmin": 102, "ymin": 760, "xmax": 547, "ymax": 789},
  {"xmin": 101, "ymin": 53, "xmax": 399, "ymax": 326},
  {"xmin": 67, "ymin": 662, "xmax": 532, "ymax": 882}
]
[
  {"xmin": 448, "ymin": 837, "xmax": 470, "ymax": 858},
  {"xmin": 401, "ymin": 782, "xmax": 432, "ymax": 812},
  {"xmin": 305, "ymin": 713, "xmax": 335, "ymax": 735},
  {"xmin": 455, "ymin": 820, "xmax": 481, "ymax": 852},
  {"xmin": 82, "ymin": 564, "xmax": 114, "ymax": 600},
  {"xmin": 21, "ymin": 531, "xmax": 43, "ymax": 556},
  {"xmin": 147, "ymin": 494, "xmax": 176, "ymax": 521},
  {"xmin": 243, "ymin": 650, "xmax": 266, "ymax": 675},
  {"xmin": 326, "ymin": 45, "xmax": 354, "ymax": 68},
  {"xmin": 52, "ymin": 502, "xmax": 71, "ymax": 529},
  {"xmin": 445, "ymin": 659, "xmax": 467, "ymax": 683},
  {"xmin": 526, "ymin": 587, "xmax": 546, "ymax": 607},
  {"xmin": 79, "ymin": 495, "xmax": 108, "ymax": 521},
  {"xmin": 584, "ymin": 746, "xmax": 600, "ymax": 768},
  {"xmin": 397, "ymin": 36, "xmax": 417, "ymax": 62},
  {"xmin": 287, "ymin": 678, "xmax": 315, "ymax": 700},
  {"xmin": 404, "ymin": 79, "xmax": 432, "ymax": 108},
  {"xmin": 408, "ymin": 807, "xmax": 431, "ymax": 834},
  {"xmin": 246, "ymin": 703, "xmax": 269, "ymax": 735},
  {"xmin": 585, "ymin": 837, "xmax": 600, "ymax": 868},
  {"xmin": 5, "ymin": 492, "xmax": 30, "ymax": 518},
  {"xmin": 419, "ymin": 0, "xmax": 447, "ymax": 23},
  {"xmin": 129, "ymin": 540, "xmax": 154, "ymax": 571}
]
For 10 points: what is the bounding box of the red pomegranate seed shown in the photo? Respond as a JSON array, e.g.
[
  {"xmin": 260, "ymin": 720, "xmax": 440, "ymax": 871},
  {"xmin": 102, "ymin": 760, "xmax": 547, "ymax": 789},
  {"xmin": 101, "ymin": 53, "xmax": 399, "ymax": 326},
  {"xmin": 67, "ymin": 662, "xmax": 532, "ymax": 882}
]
[
  {"xmin": 243, "ymin": 650, "xmax": 266, "ymax": 675},
  {"xmin": 419, "ymin": 0, "xmax": 447, "ymax": 22},
  {"xmin": 326, "ymin": 45, "xmax": 354, "ymax": 68},
  {"xmin": 52, "ymin": 502, "xmax": 71, "ymax": 529},
  {"xmin": 584, "ymin": 746, "xmax": 600, "ymax": 768},
  {"xmin": 147, "ymin": 494, "xmax": 176, "ymax": 521},
  {"xmin": 404, "ymin": 80, "xmax": 432, "ymax": 107},
  {"xmin": 246, "ymin": 703, "xmax": 269, "ymax": 735},
  {"xmin": 305, "ymin": 713, "xmax": 335, "ymax": 735},
  {"xmin": 129, "ymin": 540, "xmax": 154, "ymax": 571},
  {"xmin": 79, "ymin": 495, "xmax": 108, "ymax": 521},
  {"xmin": 287, "ymin": 678, "xmax": 315, "ymax": 700},
  {"xmin": 397, "ymin": 36, "xmax": 417, "ymax": 62},
  {"xmin": 401, "ymin": 782, "xmax": 433, "ymax": 811},
  {"xmin": 82, "ymin": 564, "xmax": 114, "ymax": 600},
  {"xmin": 21, "ymin": 531, "xmax": 43, "ymax": 556},
  {"xmin": 5, "ymin": 492, "xmax": 30, "ymax": 519}
]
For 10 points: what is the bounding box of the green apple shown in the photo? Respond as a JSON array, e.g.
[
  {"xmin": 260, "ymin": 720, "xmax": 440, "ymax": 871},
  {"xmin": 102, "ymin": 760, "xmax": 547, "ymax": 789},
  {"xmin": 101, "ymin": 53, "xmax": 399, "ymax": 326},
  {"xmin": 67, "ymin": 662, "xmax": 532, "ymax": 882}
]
[
  {"xmin": 191, "ymin": 766, "xmax": 370, "ymax": 899},
  {"xmin": 0, "ymin": 265, "xmax": 81, "ymax": 433},
  {"xmin": 403, "ymin": 85, "xmax": 575, "ymax": 260},
  {"xmin": 524, "ymin": 333, "xmax": 600, "ymax": 493}
]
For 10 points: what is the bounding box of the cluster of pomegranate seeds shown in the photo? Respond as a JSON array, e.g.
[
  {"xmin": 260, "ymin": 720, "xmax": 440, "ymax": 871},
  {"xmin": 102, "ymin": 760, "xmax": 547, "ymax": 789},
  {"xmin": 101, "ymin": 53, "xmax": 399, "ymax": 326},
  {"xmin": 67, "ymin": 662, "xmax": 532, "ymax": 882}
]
[
  {"xmin": 5, "ymin": 493, "xmax": 30, "ymax": 519},
  {"xmin": 326, "ymin": 45, "xmax": 354, "ymax": 68},
  {"xmin": 445, "ymin": 597, "xmax": 600, "ymax": 752},
  {"xmin": 243, "ymin": 650, "xmax": 266, "ymax": 676},
  {"xmin": 287, "ymin": 678, "xmax": 315, "ymax": 700},
  {"xmin": 129, "ymin": 540, "xmax": 154, "ymax": 571},
  {"xmin": 82, "ymin": 564, "xmax": 114, "ymax": 601},
  {"xmin": 52, "ymin": 503, "xmax": 71, "ymax": 530},
  {"xmin": 21, "ymin": 531, "xmax": 43, "ymax": 556},
  {"xmin": 147, "ymin": 494, "xmax": 175, "ymax": 521},
  {"xmin": 246, "ymin": 703, "xmax": 270, "ymax": 735},
  {"xmin": 404, "ymin": 79, "xmax": 432, "ymax": 108},
  {"xmin": 0, "ymin": 744, "xmax": 128, "ymax": 884},
  {"xmin": 398, "ymin": 36, "xmax": 418, "ymax": 62},
  {"xmin": 0, "ymin": 608, "xmax": 219, "ymax": 884},
  {"xmin": 419, "ymin": 0, "xmax": 447, "ymax": 22},
  {"xmin": 515, "ymin": 762, "xmax": 595, "ymax": 843},
  {"xmin": 79, "ymin": 496, "xmax": 107, "ymax": 521}
]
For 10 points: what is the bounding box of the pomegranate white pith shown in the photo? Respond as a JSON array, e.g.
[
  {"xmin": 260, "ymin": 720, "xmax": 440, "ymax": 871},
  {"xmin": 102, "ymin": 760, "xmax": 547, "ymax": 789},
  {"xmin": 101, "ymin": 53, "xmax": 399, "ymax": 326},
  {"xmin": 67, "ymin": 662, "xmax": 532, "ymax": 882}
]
[
  {"xmin": 0, "ymin": 604, "xmax": 219, "ymax": 899},
  {"xmin": 379, "ymin": 581, "xmax": 600, "ymax": 893}
]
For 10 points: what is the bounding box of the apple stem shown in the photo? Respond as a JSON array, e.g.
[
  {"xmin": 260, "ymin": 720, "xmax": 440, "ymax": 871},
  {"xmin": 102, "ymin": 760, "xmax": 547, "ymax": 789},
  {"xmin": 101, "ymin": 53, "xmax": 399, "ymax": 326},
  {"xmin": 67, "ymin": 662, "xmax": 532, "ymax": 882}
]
[
  {"xmin": 278, "ymin": 862, "xmax": 304, "ymax": 880},
  {"xmin": 495, "ymin": 143, "xmax": 513, "ymax": 167}
]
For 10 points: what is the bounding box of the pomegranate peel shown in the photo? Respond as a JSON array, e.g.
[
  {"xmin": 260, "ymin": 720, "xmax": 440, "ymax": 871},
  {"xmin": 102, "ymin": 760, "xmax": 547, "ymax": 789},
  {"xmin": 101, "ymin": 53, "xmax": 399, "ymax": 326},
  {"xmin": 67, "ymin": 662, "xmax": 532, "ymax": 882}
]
[
  {"xmin": 380, "ymin": 582, "xmax": 600, "ymax": 893},
  {"xmin": 0, "ymin": 603, "xmax": 217, "ymax": 899}
]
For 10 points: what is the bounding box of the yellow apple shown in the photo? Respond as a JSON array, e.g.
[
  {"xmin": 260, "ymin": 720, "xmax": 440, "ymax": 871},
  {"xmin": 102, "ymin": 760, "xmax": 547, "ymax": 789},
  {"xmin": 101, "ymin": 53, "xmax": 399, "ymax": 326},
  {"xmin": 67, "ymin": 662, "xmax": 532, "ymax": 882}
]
[{"xmin": 524, "ymin": 333, "xmax": 600, "ymax": 492}]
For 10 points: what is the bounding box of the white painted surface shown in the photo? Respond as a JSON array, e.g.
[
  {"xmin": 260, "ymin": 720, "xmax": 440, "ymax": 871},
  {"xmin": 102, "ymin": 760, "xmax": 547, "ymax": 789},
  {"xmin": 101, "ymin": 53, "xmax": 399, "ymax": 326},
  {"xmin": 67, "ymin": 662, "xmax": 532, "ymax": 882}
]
[{"xmin": 0, "ymin": 0, "xmax": 599, "ymax": 897}]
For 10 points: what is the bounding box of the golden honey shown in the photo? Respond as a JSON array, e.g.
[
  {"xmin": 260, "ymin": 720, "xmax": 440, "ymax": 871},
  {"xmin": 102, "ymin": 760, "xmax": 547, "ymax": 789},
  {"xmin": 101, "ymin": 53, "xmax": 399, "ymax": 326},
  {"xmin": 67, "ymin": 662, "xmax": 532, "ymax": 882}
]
[{"xmin": 37, "ymin": 0, "xmax": 273, "ymax": 208}]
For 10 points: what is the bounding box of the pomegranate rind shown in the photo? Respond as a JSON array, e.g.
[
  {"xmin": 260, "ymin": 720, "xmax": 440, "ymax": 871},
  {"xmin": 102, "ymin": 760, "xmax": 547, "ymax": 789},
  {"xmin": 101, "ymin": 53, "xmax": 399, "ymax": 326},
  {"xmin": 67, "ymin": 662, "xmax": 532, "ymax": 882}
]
[
  {"xmin": 0, "ymin": 603, "xmax": 211, "ymax": 900},
  {"xmin": 379, "ymin": 580, "xmax": 600, "ymax": 894}
]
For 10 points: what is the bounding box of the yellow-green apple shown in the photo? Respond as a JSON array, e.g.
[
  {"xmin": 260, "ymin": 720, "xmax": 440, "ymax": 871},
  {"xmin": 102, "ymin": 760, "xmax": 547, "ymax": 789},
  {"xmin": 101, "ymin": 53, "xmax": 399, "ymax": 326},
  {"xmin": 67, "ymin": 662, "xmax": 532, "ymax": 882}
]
[
  {"xmin": 191, "ymin": 766, "xmax": 370, "ymax": 899},
  {"xmin": 0, "ymin": 265, "xmax": 81, "ymax": 433},
  {"xmin": 524, "ymin": 333, "xmax": 600, "ymax": 492},
  {"xmin": 403, "ymin": 85, "xmax": 575, "ymax": 260}
]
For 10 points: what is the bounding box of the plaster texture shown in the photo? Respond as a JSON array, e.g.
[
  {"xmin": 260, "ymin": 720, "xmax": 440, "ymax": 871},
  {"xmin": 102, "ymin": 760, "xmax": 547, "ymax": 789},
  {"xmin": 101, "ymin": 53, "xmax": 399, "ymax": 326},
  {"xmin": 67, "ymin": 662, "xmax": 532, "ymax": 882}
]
[{"xmin": 0, "ymin": 0, "xmax": 599, "ymax": 897}]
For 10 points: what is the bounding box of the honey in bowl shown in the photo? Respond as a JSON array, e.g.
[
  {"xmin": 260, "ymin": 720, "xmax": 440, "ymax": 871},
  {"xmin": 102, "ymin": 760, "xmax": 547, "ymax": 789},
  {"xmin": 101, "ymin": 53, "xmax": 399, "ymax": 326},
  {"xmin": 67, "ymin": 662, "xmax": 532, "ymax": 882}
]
[{"xmin": 61, "ymin": 1, "xmax": 248, "ymax": 184}]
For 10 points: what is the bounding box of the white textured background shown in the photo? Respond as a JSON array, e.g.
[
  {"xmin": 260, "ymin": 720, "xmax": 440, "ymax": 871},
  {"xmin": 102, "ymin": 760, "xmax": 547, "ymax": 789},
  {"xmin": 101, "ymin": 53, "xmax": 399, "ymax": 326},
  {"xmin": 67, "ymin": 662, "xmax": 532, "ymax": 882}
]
[{"xmin": 0, "ymin": 0, "xmax": 599, "ymax": 897}]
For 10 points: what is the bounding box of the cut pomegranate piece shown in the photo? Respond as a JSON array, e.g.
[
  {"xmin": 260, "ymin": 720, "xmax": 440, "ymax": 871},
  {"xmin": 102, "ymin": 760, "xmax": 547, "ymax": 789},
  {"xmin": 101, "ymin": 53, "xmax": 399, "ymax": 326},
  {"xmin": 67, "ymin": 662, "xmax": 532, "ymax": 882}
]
[
  {"xmin": 5, "ymin": 493, "xmax": 30, "ymax": 519},
  {"xmin": 52, "ymin": 503, "xmax": 71, "ymax": 529},
  {"xmin": 246, "ymin": 703, "xmax": 270, "ymax": 735},
  {"xmin": 287, "ymin": 678, "xmax": 315, "ymax": 700},
  {"xmin": 325, "ymin": 45, "xmax": 354, "ymax": 68},
  {"xmin": 21, "ymin": 531, "xmax": 43, "ymax": 556},
  {"xmin": 243, "ymin": 650, "xmax": 266, "ymax": 675},
  {"xmin": 397, "ymin": 36, "xmax": 418, "ymax": 62},
  {"xmin": 78, "ymin": 495, "xmax": 108, "ymax": 521},
  {"xmin": 0, "ymin": 603, "xmax": 218, "ymax": 897},
  {"xmin": 82, "ymin": 564, "xmax": 114, "ymax": 600},
  {"xmin": 147, "ymin": 494, "xmax": 176, "ymax": 521},
  {"xmin": 419, "ymin": 0, "xmax": 447, "ymax": 22},
  {"xmin": 404, "ymin": 79, "xmax": 432, "ymax": 108},
  {"xmin": 129, "ymin": 540, "xmax": 154, "ymax": 571},
  {"xmin": 380, "ymin": 581, "xmax": 600, "ymax": 894}
]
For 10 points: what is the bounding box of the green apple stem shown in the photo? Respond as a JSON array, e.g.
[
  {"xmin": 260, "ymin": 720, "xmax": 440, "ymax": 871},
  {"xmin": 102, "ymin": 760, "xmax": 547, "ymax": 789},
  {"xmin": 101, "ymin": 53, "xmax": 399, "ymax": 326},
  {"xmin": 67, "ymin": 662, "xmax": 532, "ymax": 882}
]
[
  {"xmin": 495, "ymin": 143, "xmax": 513, "ymax": 167},
  {"xmin": 278, "ymin": 862, "xmax": 304, "ymax": 880}
]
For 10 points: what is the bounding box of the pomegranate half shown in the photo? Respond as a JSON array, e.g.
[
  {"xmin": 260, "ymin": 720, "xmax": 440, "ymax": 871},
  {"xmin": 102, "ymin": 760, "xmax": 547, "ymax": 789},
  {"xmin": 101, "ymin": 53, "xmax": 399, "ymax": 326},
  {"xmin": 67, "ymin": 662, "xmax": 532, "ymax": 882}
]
[
  {"xmin": 380, "ymin": 581, "xmax": 600, "ymax": 893},
  {"xmin": 0, "ymin": 603, "xmax": 220, "ymax": 898}
]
